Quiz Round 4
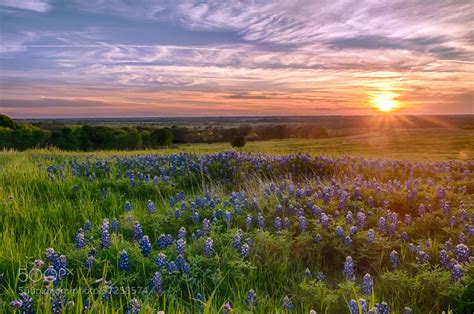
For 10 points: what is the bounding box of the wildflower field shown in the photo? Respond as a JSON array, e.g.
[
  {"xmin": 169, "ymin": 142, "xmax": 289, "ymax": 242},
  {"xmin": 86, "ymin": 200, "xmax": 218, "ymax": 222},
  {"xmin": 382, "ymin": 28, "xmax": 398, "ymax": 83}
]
[{"xmin": 0, "ymin": 146, "xmax": 473, "ymax": 313}]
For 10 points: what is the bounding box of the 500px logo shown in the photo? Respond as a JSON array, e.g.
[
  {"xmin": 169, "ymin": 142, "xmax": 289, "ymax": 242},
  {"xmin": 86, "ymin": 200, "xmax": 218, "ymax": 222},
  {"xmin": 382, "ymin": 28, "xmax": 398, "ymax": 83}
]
[{"xmin": 18, "ymin": 264, "xmax": 73, "ymax": 283}]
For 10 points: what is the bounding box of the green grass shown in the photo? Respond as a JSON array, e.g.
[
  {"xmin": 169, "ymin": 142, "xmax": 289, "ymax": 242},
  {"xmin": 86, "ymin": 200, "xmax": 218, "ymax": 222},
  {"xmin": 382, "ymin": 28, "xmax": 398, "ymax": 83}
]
[{"xmin": 0, "ymin": 128, "xmax": 472, "ymax": 313}]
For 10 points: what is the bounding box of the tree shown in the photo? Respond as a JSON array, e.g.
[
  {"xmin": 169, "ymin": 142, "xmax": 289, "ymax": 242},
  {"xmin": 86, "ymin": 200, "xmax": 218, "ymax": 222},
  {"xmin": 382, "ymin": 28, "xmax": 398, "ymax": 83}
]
[
  {"xmin": 231, "ymin": 135, "xmax": 246, "ymax": 148},
  {"xmin": 0, "ymin": 114, "xmax": 17, "ymax": 129},
  {"xmin": 151, "ymin": 128, "xmax": 173, "ymax": 147}
]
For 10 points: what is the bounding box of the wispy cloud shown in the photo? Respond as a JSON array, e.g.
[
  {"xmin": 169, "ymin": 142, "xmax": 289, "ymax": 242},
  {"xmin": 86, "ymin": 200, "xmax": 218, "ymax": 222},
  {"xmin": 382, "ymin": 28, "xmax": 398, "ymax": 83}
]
[
  {"xmin": 0, "ymin": 0, "xmax": 473, "ymax": 117},
  {"xmin": 0, "ymin": 0, "xmax": 50, "ymax": 12}
]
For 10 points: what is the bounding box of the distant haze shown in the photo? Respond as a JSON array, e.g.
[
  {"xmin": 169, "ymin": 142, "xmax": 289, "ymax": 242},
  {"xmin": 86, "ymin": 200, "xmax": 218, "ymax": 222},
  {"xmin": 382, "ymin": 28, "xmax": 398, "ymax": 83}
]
[{"xmin": 0, "ymin": 1, "xmax": 473, "ymax": 117}]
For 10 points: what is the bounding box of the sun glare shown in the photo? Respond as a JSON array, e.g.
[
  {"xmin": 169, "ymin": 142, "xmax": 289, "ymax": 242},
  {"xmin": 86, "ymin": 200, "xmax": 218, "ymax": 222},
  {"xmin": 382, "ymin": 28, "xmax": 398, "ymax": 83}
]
[{"xmin": 372, "ymin": 93, "xmax": 400, "ymax": 112}]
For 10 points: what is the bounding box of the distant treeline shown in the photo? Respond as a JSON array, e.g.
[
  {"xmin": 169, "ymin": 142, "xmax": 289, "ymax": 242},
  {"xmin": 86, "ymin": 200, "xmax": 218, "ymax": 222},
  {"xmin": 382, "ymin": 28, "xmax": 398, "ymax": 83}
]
[{"xmin": 0, "ymin": 114, "xmax": 330, "ymax": 151}]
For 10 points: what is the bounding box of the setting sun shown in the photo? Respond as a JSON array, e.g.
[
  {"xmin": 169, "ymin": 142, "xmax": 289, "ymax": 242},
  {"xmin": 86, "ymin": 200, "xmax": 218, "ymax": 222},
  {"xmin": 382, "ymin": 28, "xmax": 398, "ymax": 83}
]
[{"xmin": 372, "ymin": 94, "xmax": 400, "ymax": 112}]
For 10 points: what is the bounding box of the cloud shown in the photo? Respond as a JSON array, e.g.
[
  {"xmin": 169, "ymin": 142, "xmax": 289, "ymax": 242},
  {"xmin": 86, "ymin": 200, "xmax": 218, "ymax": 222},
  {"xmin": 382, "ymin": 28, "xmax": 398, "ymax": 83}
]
[{"xmin": 0, "ymin": 0, "xmax": 50, "ymax": 12}]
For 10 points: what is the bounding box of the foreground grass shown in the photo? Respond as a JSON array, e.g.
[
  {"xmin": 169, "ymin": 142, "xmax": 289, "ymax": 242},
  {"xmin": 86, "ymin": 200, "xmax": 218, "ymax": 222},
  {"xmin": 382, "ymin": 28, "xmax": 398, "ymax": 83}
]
[{"xmin": 0, "ymin": 131, "xmax": 473, "ymax": 313}]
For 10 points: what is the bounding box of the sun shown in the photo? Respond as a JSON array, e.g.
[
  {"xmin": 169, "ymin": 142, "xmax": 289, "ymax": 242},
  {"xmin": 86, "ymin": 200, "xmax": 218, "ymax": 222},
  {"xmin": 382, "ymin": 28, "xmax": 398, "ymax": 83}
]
[{"xmin": 371, "ymin": 93, "xmax": 400, "ymax": 112}]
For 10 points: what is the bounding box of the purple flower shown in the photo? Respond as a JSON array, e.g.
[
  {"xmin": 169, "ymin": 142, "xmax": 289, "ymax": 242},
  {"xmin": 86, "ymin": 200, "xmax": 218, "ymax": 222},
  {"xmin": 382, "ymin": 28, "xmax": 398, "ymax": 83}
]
[
  {"xmin": 451, "ymin": 263, "xmax": 464, "ymax": 282},
  {"xmin": 232, "ymin": 229, "xmax": 243, "ymax": 249},
  {"xmin": 257, "ymin": 213, "xmax": 265, "ymax": 229},
  {"xmin": 274, "ymin": 216, "xmax": 282, "ymax": 232},
  {"xmin": 298, "ymin": 215, "xmax": 308, "ymax": 232},
  {"xmin": 320, "ymin": 213, "xmax": 329, "ymax": 230},
  {"xmin": 315, "ymin": 234, "xmax": 323, "ymax": 242},
  {"xmin": 149, "ymin": 272, "xmax": 163, "ymax": 295},
  {"xmin": 362, "ymin": 273, "xmax": 373, "ymax": 295},
  {"xmin": 367, "ymin": 229, "xmax": 375, "ymax": 244},
  {"xmin": 390, "ymin": 250, "xmax": 400, "ymax": 267},
  {"xmin": 118, "ymin": 250, "xmax": 129, "ymax": 271},
  {"xmin": 147, "ymin": 200, "xmax": 156, "ymax": 214},
  {"xmin": 344, "ymin": 256, "xmax": 355, "ymax": 280},
  {"xmin": 348, "ymin": 299, "xmax": 358, "ymax": 314},
  {"xmin": 455, "ymin": 244, "xmax": 469, "ymax": 263},
  {"xmin": 127, "ymin": 298, "xmax": 141, "ymax": 314},
  {"xmin": 133, "ymin": 222, "xmax": 143, "ymax": 241},
  {"xmin": 335, "ymin": 225, "xmax": 344, "ymax": 238},
  {"xmin": 240, "ymin": 243, "xmax": 250, "ymax": 258},
  {"xmin": 282, "ymin": 295, "xmax": 293, "ymax": 310},
  {"xmin": 222, "ymin": 302, "xmax": 232, "ymax": 314},
  {"xmin": 245, "ymin": 289, "xmax": 257, "ymax": 307},
  {"xmin": 155, "ymin": 252, "xmax": 167, "ymax": 269},
  {"xmin": 204, "ymin": 237, "xmax": 215, "ymax": 257},
  {"xmin": 139, "ymin": 236, "xmax": 152, "ymax": 257},
  {"xmin": 74, "ymin": 229, "xmax": 86, "ymax": 249},
  {"xmin": 124, "ymin": 201, "xmax": 132, "ymax": 211},
  {"xmin": 176, "ymin": 238, "xmax": 186, "ymax": 255}
]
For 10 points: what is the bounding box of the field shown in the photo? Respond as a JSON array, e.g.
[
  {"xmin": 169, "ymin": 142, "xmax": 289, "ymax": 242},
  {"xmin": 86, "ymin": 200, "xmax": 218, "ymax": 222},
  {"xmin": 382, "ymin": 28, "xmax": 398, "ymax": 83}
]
[{"xmin": 0, "ymin": 128, "xmax": 473, "ymax": 313}]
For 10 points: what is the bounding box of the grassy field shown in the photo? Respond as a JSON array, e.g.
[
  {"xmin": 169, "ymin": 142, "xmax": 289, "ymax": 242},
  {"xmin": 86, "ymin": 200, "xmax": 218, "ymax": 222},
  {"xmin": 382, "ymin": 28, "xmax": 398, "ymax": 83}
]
[{"xmin": 0, "ymin": 128, "xmax": 473, "ymax": 313}]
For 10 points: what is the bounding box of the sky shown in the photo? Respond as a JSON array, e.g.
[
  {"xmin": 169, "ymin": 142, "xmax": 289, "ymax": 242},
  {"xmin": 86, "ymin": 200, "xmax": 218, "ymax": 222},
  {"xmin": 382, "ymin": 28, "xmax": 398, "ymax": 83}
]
[{"xmin": 0, "ymin": 0, "xmax": 473, "ymax": 118}]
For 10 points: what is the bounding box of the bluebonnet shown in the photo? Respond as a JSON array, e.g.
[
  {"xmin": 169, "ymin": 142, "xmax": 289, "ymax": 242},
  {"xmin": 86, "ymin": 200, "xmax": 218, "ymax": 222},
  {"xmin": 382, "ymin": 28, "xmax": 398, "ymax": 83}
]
[
  {"xmin": 403, "ymin": 307, "xmax": 413, "ymax": 314},
  {"xmin": 349, "ymin": 226, "xmax": 358, "ymax": 235},
  {"xmin": 282, "ymin": 295, "xmax": 293, "ymax": 310},
  {"xmin": 378, "ymin": 217, "xmax": 386, "ymax": 233},
  {"xmin": 118, "ymin": 250, "xmax": 129, "ymax": 271},
  {"xmin": 357, "ymin": 211, "xmax": 366, "ymax": 228},
  {"xmin": 367, "ymin": 229, "xmax": 375, "ymax": 244},
  {"xmin": 224, "ymin": 211, "xmax": 232, "ymax": 226},
  {"xmin": 51, "ymin": 289, "xmax": 65, "ymax": 314},
  {"xmin": 246, "ymin": 215, "xmax": 253, "ymax": 230},
  {"xmin": 149, "ymin": 272, "xmax": 163, "ymax": 295},
  {"xmin": 240, "ymin": 243, "xmax": 250, "ymax": 258},
  {"xmin": 315, "ymin": 234, "xmax": 323, "ymax": 242},
  {"xmin": 346, "ymin": 211, "xmax": 353, "ymax": 224},
  {"xmin": 232, "ymin": 229, "xmax": 243, "ymax": 249},
  {"xmin": 193, "ymin": 211, "xmax": 200, "ymax": 223},
  {"xmin": 176, "ymin": 254, "xmax": 191, "ymax": 275},
  {"xmin": 127, "ymin": 298, "xmax": 141, "ymax": 314},
  {"xmin": 10, "ymin": 292, "xmax": 34, "ymax": 314},
  {"xmin": 320, "ymin": 213, "xmax": 329, "ymax": 230},
  {"xmin": 315, "ymin": 272, "xmax": 326, "ymax": 281},
  {"xmin": 202, "ymin": 219, "xmax": 211, "ymax": 234},
  {"xmin": 257, "ymin": 213, "xmax": 265, "ymax": 229},
  {"xmin": 455, "ymin": 244, "xmax": 469, "ymax": 263},
  {"xmin": 283, "ymin": 217, "xmax": 291, "ymax": 229},
  {"xmin": 175, "ymin": 209, "xmax": 181, "ymax": 219},
  {"xmin": 274, "ymin": 216, "xmax": 282, "ymax": 232},
  {"xmin": 168, "ymin": 261, "xmax": 178, "ymax": 272},
  {"xmin": 362, "ymin": 273, "xmax": 373, "ymax": 295},
  {"xmin": 305, "ymin": 268, "xmax": 312, "ymax": 280},
  {"xmin": 204, "ymin": 238, "xmax": 215, "ymax": 257},
  {"xmin": 84, "ymin": 256, "xmax": 94, "ymax": 270},
  {"xmin": 335, "ymin": 226, "xmax": 344, "ymax": 238},
  {"xmin": 439, "ymin": 249, "xmax": 449, "ymax": 267},
  {"xmin": 390, "ymin": 250, "xmax": 400, "ymax": 267},
  {"xmin": 75, "ymin": 228, "xmax": 86, "ymax": 249},
  {"xmin": 112, "ymin": 218, "xmax": 119, "ymax": 232},
  {"xmin": 147, "ymin": 200, "xmax": 156, "ymax": 214},
  {"xmin": 155, "ymin": 252, "xmax": 167, "ymax": 269},
  {"xmin": 177, "ymin": 227, "xmax": 187, "ymax": 240},
  {"xmin": 222, "ymin": 302, "xmax": 232, "ymax": 314},
  {"xmin": 245, "ymin": 289, "xmax": 257, "ymax": 307},
  {"xmin": 298, "ymin": 215, "xmax": 307, "ymax": 232},
  {"xmin": 176, "ymin": 238, "xmax": 186, "ymax": 255},
  {"xmin": 344, "ymin": 236, "xmax": 352, "ymax": 247},
  {"xmin": 451, "ymin": 263, "xmax": 464, "ymax": 282},
  {"xmin": 344, "ymin": 256, "xmax": 355, "ymax": 280},
  {"xmin": 139, "ymin": 236, "xmax": 152, "ymax": 257},
  {"xmin": 376, "ymin": 302, "xmax": 389, "ymax": 314},
  {"xmin": 133, "ymin": 222, "xmax": 143, "ymax": 241},
  {"xmin": 418, "ymin": 204, "xmax": 426, "ymax": 216},
  {"xmin": 124, "ymin": 201, "xmax": 132, "ymax": 211},
  {"xmin": 156, "ymin": 234, "xmax": 173, "ymax": 249},
  {"xmin": 101, "ymin": 219, "xmax": 111, "ymax": 249},
  {"xmin": 348, "ymin": 299, "xmax": 359, "ymax": 314},
  {"xmin": 45, "ymin": 247, "xmax": 56, "ymax": 262},
  {"xmin": 84, "ymin": 220, "xmax": 92, "ymax": 231}
]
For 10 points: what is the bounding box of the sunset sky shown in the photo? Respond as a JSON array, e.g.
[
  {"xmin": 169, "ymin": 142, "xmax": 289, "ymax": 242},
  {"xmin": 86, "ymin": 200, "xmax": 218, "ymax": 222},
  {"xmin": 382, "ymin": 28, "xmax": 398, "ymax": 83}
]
[{"xmin": 0, "ymin": 0, "xmax": 473, "ymax": 117}]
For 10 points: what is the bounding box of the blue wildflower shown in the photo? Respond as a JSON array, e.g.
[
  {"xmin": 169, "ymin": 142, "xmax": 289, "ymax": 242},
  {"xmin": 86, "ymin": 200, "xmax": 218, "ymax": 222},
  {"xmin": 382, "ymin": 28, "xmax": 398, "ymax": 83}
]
[
  {"xmin": 362, "ymin": 273, "xmax": 373, "ymax": 295},
  {"xmin": 204, "ymin": 237, "xmax": 215, "ymax": 257},
  {"xmin": 118, "ymin": 250, "xmax": 129, "ymax": 271},
  {"xmin": 139, "ymin": 236, "xmax": 152, "ymax": 257},
  {"xmin": 344, "ymin": 256, "xmax": 355, "ymax": 280},
  {"xmin": 282, "ymin": 295, "xmax": 293, "ymax": 310},
  {"xmin": 149, "ymin": 272, "xmax": 163, "ymax": 295}
]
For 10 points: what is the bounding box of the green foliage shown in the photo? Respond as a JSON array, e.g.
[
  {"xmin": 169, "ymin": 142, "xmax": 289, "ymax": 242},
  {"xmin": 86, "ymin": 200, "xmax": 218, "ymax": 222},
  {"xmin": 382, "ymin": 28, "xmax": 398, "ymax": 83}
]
[
  {"xmin": 231, "ymin": 135, "xmax": 246, "ymax": 148},
  {"xmin": 0, "ymin": 114, "xmax": 17, "ymax": 129},
  {"xmin": 151, "ymin": 128, "xmax": 173, "ymax": 147}
]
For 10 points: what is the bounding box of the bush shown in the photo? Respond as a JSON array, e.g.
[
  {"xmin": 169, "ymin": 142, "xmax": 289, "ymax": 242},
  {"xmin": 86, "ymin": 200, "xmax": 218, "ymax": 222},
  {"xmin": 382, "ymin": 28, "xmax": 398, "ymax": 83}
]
[{"xmin": 231, "ymin": 135, "xmax": 246, "ymax": 148}]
